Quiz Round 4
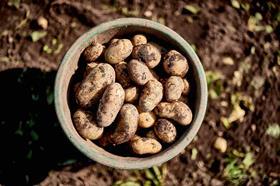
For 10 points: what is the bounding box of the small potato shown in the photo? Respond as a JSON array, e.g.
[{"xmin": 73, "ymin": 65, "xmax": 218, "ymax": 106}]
[
  {"xmin": 139, "ymin": 80, "xmax": 163, "ymax": 112},
  {"xmin": 76, "ymin": 63, "xmax": 115, "ymax": 107},
  {"xmin": 132, "ymin": 34, "xmax": 147, "ymax": 46},
  {"xmin": 182, "ymin": 79, "xmax": 190, "ymax": 95},
  {"xmin": 110, "ymin": 104, "xmax": 139, "ymax": 145},
  {"xmin": 132, "ymin": 43, "xmax": 161, "ymax": 68},
  {"xmin": 115, "ymin": 62, "xmax": 132, "ymax": 88},
  {"xmin": 163, "ymin": 50, "xmax": 189, "ymax": 77},
  {"xmin": 83, "ymin": 42, "xmax": 104, "ymax": 62},
  {"xmin": 154, "ymin": 119, "xmax": 176, "ymax": 143},
  {"xmin": 128, "ymin": 59, "xmax": 154, "ymax": 85},
  {"xmin": 165, "ymin": 76, "xmax": 184, "ymax": 101},
  {"xmin": 97, "ymin": 83, "xmax": 125, "ymax": 127},
  {"xmin": 130, "ymin": 136, "xmax": 162, "ymax": 155},
  {"xmin": 105, "ymin": 39, "xmax": 133, "ymax": 64},
  {"xmin": 155, "ymin": 101, "xmax": 192, "ymax": 125},
  {"xmin": 139, "ymin": 112, "xmax": 156, "ymax": 128},
  {"xmin": 83, "ymin": 62, "xmax": 99, "ymax": 78},
  {"xmin": 146, "ymin": 130, "xmax": 158, "ymax": 140},
  {"xmin": 125, "ymin": 87, "xmax": 139, "ymax": 103},
  {"xmin": 110, "ymin": 38, "xmax": 119, "ymax": 44},
  {"xmin": 73, "ymin": 109, "xmax": 103, "ymax": 140}
]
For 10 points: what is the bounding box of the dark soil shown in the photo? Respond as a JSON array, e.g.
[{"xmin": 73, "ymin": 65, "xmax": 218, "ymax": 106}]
[{"xmin": 0, "ymin": 0, "xmax": 279, "ymax": 185}]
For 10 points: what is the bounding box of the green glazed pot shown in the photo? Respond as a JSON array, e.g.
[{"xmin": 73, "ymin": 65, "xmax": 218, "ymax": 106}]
[{"xmin": 55, "ymin": 18, "xmax": 207, "ymax": 169}]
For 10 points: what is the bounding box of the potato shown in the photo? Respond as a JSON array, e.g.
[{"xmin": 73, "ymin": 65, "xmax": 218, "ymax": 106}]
[
  {"xmin": 105, "ymin": 39, "xmax": 133, "ymax": 64},
  {"xmin": 125, "ymin": 87, "xmax": 139, "ymax": 103},
  {"xmin": 115, "ymin": 61, "xmax": 132, "ymax": 88},
  {"xmin": 83, "ymin": 62, "xmax": 99, "ymax": 77},
  {"xmin": 110, "ymin": 38, "xmax": 119, "ymax": 44},
  {"xmin": 130, "ymin": 136, "xmax": 162, "ymax": 155},
  {"xmin": 139, "ymin": 112, "xmax": 156, "ymax": 128},
  {"xmin": 163, "ymin": 50, "xmax": 189, "ymax": 77},
  {"xmin": 132, "ymin": 43, "xmax": 161, "ymax": 68},
  {"xmin": 139, "ymin": 79, "xmax": 163, "ymax": 112},
  {"xmin": 73, "ymin": 109, "xmax": 103, "ymax": 140},
  {"xmin": 110, "ymin": 104, "xmax": 139, "ymax": 145},
  {"xmin": 155, "ymin": 101, "xmax": 192, "ymax": 125},
  {"xmin": 182, "ymin": 79, "xmax": 190, "ymax": 95},
  {"xmin": 128, "ymin": 59, "xmax": 154, "ymax": 85},
  {"xmin": 82, "ymin": 42, "xmax": 104, "ymax": 62},
  {"xmin": 76, "ymin": 63, "xmax": 115, "ymax": 107},
  {"xmin": 165, "ymin": 76, "xmax": 184, "ymax": 101},
  {"xmin": 154, "ymin": 119, "xmax": 176, "ymax": 143},
  {"xmin": 146, "ymin": 130, "xmax": 158, "ymax": 140},
  {"xmin": 97, "ymin": 83, "xmax": 125, "ymax": 127},
  {"xmin": 132, "ymin": 34, "xmax": 147, "ymax": 46}
]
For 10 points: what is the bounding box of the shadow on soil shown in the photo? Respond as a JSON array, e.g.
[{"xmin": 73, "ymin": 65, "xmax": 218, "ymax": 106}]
[{"xmin": 0, "ymin": 68, "xmax": 88, "ymax": 186}]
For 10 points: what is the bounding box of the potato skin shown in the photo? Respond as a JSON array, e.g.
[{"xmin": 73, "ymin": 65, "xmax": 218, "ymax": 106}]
[
  {"xmin": 182, "ymin": 79, "xmax": 190, "ymax": 95},
  {"xmin": 128, "ymin": 59, "xmax": 154, "ymax": 85},
  {"xmin": 73, "ymin": 109, "xmax": 103, "ymax": 140},
  {"xmin": 138, "ymin": 112, "xmax": 156, "ymax": 128},
  {"xmin": 132, "ymin": 34, "xmax": 147, "ymax": 46},
  {"xmin": 115, "ymin": 62, "xmax": 132, "ymax": 88},
  {"xmin": 139, "ymin": 80, "xmax": 163, "ymax": 112},
  {"xmin": 110, "ymin": 104, "xmax": 139, "ymax": 145},
  {"xmin": 155, "ymin": 101, "xmax": 192, "ymax": 125},
  {"xmin": 132, "ymin": 43, "xmax": 161, "ymax": 68},
  {"xmin": 97, "ymin": 83, "xmax": 125, "ymax": 127},
  {"xmin": 163, "ymin": 50, "xmax": 189, "ymax": 77},
  {"xmin": 165, "ymin": 76, "xmax": 184, "ymax": 101},
  {"xmin": 105, "ymin": 39, "xmax": 133, "ymax": 64},
  {"xmin": 130, "ymin": 136, "xmax": 162, "ymax": 155},
  {"xmin": 154, "ymin": 119, "xmax": 176, "ymax": 143},
  {"xmin": 82, "ymin": 42, "xmax": 104, "ymax": 62},
  {"xmin": 76, "ymin": 63, "xmax": 115, "ymax": 107},
  {"xmin": 125, "ymin": 87, "xmax": 139, "ymax": 103}
]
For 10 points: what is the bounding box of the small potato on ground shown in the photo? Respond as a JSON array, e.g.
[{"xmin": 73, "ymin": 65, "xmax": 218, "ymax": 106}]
[
  {"xmin": 115, "ymin": 61, "xmax": 132, "ymax": 88},
  {"xmin": 165, "ymin": 76, "xmax": 184, "ymax": 101},
  {"xmin": 110, "ymin": 104, "xmax": 139, "ymax": 145},
  {"xmin": 128, "ymin": 59, "xmax": 154, "ymax": 85},
  {"xmin": 132, "ymin": 34, "xmax": 147, "ymax": 46},
  {"xmin": 139, "ymin": 79, "xmax": 163, "ymax": 112},
  {"xmin": 125, "ymin": 87, "xmax": 139, "ymax": 103},
  {"xmin": 130, "ymin": 136, "xmax": 162, "ymax": 155},
  {"xmin": 163, "ymin": 50, "xmax": 189, "ymax": 77},
  {"xmin": 155, "ymin": 101, "xmax": 192, "ymax": 125},
  {"xmin": 97, "ymin": 83, "xmax": 125, "ymax": 127},
  {"xmin": 132, "ymin": 43, "xmax": 161, "ymax": 68},
  {"xmin": 154, "ymin": 119, "xmax": 176, "ymax": 143},
  {"xmin": 138, "ymin": 111, "xmax": 156, "ymax": 128},
  {"xmin": 73, "ymin": 109, "xmax": 103, "ymax": 140},
  {"xmin": 105, "ymin": 39, "xmax": 133, "ymax": 64},
  {"xmin": 76, "ymin": 63, "xmax": 115, "ymax": 107},
  {"xmin": 82, "ymin": 42, "xmax": 104, "ymax": 62}
]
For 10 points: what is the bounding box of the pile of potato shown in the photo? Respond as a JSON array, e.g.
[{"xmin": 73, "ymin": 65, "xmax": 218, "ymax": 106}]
[{"xmin": 72, "ymin": 34, "xmax": 193, "ymax": 155}]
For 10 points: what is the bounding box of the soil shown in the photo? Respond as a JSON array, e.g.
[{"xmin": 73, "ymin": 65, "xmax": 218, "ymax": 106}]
[{"xmin": 0, "ymin": 0, "xmax": 279, "ymax": 186}]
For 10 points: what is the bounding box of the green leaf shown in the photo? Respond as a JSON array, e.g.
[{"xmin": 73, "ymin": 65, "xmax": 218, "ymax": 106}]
[
  {"xmin": 242, "ymin": 152, "xmax": 254, "ymax": 169},
  {"xmin": 231, "ymin": 0, "xmax": 240, "ymax": 9},
  {"xmin": 113, "ymin": 181, "xmax": 141, "ymax": 186},
  {"xmin": 43, "ymin": 45, "xmax": 52, "ymax": 54},
  {"xmin": 184, "ymin": 5, "xmax": 200, "ymax": 15},
  {"xmin": 241, "ymin": 3, "xmax": 250, "ymax": 11},
  {"xmin": 255, "ymin": 12, "xmax": 263, "ymax": 21},
  {"xmin": 265, "ymin": 25, "xmax": 273, "ymax": 33},
  {"xmin": 30, "ymin": 130, "xmax": 39, "ymax": 141},
  {"xmin": 152, "ymin": 166, "xmax": 162, "ymax": 183},
  {"xmin": 8, "ymin": 0, "xmax": 20, "ymax": 9},
  {"xmin": 30, "ymin": 31, "xmax": 47, "ymax": 42},
  {"xmin": 266, "ymin": 123, "xmax": 280, "ymax": 139},
  {"xmin": 191, "ymin": 148, "xmax": 198, "ymax": 160}
]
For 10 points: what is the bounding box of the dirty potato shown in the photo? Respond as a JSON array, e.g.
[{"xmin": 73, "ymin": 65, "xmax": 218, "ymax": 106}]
[
  {"xmin": 139, "ymin": 80, "xmax": 163, "ymax": 112},
  {"xmin": 115, "ymin": 61, "xmax": 132, "ymax": 88},
  {"xmin": 83, "ymin": 42, "xmax": 104, "ymax": 62},
  {"xmin": 128, "ymin": 59, "xmax": 154, "ymax": 85},
  {"xmin": 76, "ymin": 63, "xmax": 115, "ymax": 107},
  {"xmin": 132, "ymin": 34, "xmax": 147, "ymax": 46},
  {"xmin": 165, "ymin": 76, "xmax": 184, "ymax": 101},
  {"xmin": 105, "ymin": 39, "xmax": 133, "ymax": 64},
  {"xmin": 155, "ymin": 101, "xmax": 192, "ymax": 125},
  {"xmin": 132, "ymin": 43, "xmax": 161, "ymax": 68},
  {"xmin": 182, "ymin": 79, "xmax": 190, "ymax": 95},
  {"xmin": 73, "ymin": 109, "xmax": 103, "ymax": 140},
  {"xmin": 97, "ymin": 83, "xmax": 125, "ymax": 127},
  {"xmin": 110, "ymin": 104, "xmax": 139, "ymax": 145},
  {"xmin": 163, "ymin": 50, "xmax": 189, "ymax": 77},
  {"xmin": 130, "ymin": 136, "xmax": 162, "ymax": 155},
  {"xmin": 125, "ymin": 87, "xmax": 139, "ymax": 103},
  {"xmin": 154, "ymin": 119, "xmax": 176, "ymax": 143},
  {"xmin": 83, "ymin": 62, "xmax": 99, "ymax": 77},
  {"xmin": 138, "ymin": 111, "xmax": 156, "ymax": 128}
]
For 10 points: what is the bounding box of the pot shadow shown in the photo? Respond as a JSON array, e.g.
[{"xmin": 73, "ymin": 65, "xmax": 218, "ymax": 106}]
[{"xmin": 0, "ymin": 68, "xmax": 88, "ymax": 186}]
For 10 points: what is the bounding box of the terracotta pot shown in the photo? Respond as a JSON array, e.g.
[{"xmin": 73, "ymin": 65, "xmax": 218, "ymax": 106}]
[{"xmin": 55, "ymin": 18, "xmax": 207, "ymax": 169}]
